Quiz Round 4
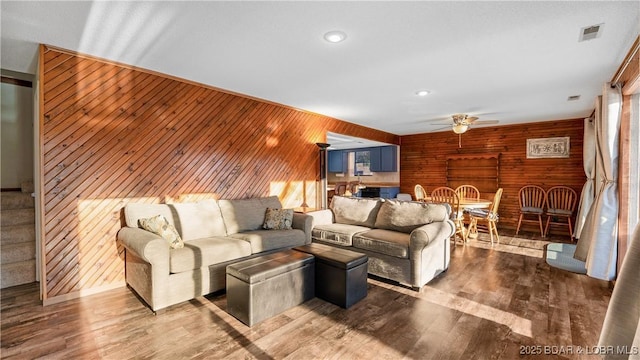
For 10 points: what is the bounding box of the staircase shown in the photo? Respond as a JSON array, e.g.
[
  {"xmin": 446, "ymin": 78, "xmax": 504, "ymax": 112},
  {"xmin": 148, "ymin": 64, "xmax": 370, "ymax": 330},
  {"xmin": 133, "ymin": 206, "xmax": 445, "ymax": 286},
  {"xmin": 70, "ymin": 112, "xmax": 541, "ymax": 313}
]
[{"xmin": 1, "ymin": 181, "xmax": 36, "ymax": 288}]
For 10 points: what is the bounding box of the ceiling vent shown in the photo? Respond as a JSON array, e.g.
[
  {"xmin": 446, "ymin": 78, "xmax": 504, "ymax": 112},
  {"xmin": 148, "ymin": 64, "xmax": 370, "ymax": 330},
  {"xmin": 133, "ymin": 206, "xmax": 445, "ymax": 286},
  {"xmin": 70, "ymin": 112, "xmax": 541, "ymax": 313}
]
[
  {"xmin": 567, "ymin": 95, "xmax": 581, "ymax": 101},
  {"xmin": 579, "ymin": 24, "xmax": 603, "ymax": 42}
]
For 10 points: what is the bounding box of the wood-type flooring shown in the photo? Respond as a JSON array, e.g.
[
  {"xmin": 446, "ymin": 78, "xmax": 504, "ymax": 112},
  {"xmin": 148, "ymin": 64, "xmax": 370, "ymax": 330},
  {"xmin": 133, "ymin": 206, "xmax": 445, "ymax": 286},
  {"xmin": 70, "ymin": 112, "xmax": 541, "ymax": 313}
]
[{"xmin": 1, "ymin": 232, "xmax": 613, "ymax": 359}]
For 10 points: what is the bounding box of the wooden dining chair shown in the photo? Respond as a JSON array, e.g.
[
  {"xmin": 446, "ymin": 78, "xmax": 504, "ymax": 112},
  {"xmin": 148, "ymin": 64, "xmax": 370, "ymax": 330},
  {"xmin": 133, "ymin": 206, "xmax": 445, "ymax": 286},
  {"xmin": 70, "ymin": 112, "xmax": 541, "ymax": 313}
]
[
  {"xmin": 334, "ymin": 182, "xmax": 348, "ymax": 196},
  {"xmin": 347, "ymin": 181, "xmax": 361, "ymax": 196},
  {"xmin": 515, "ymin": 185, "xmax": 547, "ymax": 237},
  {"xmin": 414, "ymin": 184, "xmax": 427, "ymax": 202},
  {"xmin": 455, "ymin": 185, "xmax": 480, "ymax": 226},
  {"xmin": 431, "ymin": 186, "xmax": 466, "ymax": 244},
  {"xmin": 468, "ymin": 188, "xmax": 503, "ymax": 245},
  {"xmin": 544, "ymin": 186, "xmax": 578, "ymax": 239},
  {"xmin": 455, "ymin": 185, "xmax": 480, "ymax": 200}
]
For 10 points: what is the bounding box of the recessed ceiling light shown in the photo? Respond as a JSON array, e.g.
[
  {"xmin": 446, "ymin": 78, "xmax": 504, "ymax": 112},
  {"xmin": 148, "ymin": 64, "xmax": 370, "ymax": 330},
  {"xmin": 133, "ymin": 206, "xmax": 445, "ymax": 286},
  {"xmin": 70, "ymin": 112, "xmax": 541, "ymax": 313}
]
[
  {"xmin": 324, "ymin": 31, "xmax": 347, "ymax": 43},
  {"xmin": 415, "ymin": 90, "xmax": 431, "ymax": 96}
]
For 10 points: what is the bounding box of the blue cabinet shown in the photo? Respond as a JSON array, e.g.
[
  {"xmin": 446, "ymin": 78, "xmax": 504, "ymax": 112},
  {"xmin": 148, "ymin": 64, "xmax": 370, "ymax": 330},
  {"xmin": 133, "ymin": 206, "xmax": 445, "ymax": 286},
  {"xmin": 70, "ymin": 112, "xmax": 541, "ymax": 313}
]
[
  {"xmin": 369, "ymin": 147, "xmax": 382, "ymax": 172},
  {"xmin": 380, "ymin": 187, "xmax": 400, "ymax": 199},
  {"xmin": 328, "ymin": 150, "xmax": 348, "ymax": 173},
  {"xmin": 370, "ymin": 146, "xmax": 397, "ymax": 172}
]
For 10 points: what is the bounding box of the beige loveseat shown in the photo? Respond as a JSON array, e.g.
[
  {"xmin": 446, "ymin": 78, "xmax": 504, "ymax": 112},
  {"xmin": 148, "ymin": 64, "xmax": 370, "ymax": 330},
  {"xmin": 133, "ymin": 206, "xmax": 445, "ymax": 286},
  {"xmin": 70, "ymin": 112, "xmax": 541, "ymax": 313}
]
[
  {"xmin": 309, "ymin": 196, "xmax": 455, "ymax": 289},
  {"xmin": 117, "ymin": 196, "xmax": 312, "ymax": 311}
]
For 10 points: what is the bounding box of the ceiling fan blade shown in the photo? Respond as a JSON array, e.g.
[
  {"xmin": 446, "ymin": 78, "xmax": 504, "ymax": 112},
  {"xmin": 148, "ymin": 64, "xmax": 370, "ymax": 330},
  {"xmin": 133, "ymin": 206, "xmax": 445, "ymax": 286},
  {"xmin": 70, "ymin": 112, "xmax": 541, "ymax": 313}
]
[
  {"xmin": 465, "ymin": 116, "xmax": 479, "ymax": 123},
  {"xmin": 422, "ymin": 117, "xmax": 450, "ymax": 123},
  {"xmin": 474, "ymin": 120, "xmax": 500, "ymax": 125}
]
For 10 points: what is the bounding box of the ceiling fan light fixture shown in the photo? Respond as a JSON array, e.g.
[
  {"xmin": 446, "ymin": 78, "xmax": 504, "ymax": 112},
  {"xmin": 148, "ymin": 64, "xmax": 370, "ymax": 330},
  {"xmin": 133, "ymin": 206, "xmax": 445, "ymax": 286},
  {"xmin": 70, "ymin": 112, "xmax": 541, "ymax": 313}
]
[{"xmin": 452, "ymin": 123, "xmax": 469, "ymax": 134}]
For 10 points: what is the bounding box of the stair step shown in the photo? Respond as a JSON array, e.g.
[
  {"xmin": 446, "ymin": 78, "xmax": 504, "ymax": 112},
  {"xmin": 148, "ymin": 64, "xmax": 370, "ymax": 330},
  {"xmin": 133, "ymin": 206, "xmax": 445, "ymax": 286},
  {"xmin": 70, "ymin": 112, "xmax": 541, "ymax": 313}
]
[
  {"xmin": 1, "ymin": 260, "xmax": 36, "ymax": 289},
  {"xmin": 0, "ymin": 242, "xmax": 35, "ymax": 264},
  {"xmin": 1, "ymin": 208, "xmax": 35, "ymax": 226},
  {"xmin": 21, "ymin": 181, "xmax": 34, "ymax": 194},
  {"xmin": 1, "ymin": 224, "xmax": 35, "ymax": 245},
  {"xmin": 1, "ymin": 192, "xmax": 34, "ymax": 210}
]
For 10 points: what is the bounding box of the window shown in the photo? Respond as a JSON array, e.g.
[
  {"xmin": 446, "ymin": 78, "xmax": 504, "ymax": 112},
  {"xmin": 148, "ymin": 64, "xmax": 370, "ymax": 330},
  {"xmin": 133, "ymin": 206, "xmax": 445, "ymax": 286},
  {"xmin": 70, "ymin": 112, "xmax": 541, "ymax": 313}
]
[{"xmin": 354, "ymin": 150, "xmax": 372, "ymax": 176}]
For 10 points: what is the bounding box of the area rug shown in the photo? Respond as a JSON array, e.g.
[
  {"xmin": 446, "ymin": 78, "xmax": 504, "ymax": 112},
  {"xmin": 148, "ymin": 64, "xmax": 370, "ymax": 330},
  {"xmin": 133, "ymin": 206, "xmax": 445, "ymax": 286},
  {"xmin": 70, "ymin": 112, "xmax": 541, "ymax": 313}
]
[{"xmin": 545, "ymin": 243, "xmax": 587, "ymax": 274}]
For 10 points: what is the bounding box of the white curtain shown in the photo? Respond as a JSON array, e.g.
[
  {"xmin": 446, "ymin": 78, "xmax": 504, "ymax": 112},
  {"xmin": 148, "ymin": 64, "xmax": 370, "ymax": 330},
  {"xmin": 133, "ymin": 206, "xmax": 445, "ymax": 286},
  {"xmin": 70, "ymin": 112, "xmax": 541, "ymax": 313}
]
[
  {"xmin": 574, "ymin": 83, "xmax": 622, "ymax": 281},
  {"xmin": 574, "ymin": 113, "xmax": 597, "ymax": 239}
]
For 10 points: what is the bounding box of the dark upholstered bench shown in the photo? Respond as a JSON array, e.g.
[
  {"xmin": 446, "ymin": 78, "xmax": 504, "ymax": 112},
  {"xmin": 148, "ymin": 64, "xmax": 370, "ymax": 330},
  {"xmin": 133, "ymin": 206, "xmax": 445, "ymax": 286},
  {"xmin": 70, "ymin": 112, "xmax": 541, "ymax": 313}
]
[
  {"xmin": 294, "ymin": 243, "xmax": 368, "ymax": 308},
  {"xmin": 226, "ymin": 250, "xmax": 315, "ymax": 326}
]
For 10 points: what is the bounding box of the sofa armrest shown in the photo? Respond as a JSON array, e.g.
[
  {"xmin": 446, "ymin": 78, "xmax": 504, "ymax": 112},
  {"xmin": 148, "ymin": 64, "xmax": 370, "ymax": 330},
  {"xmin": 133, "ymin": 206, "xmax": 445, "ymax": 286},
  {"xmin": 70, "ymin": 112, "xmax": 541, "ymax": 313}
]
[
  {"xmin": 409, "ymin": 220, "xmax": 455, "ymax": 250},
  {"xmin": 292, "ymin": 213, "xmax": 313, "ymax": 244},
  {"xmin": 117, "ymin": 227, "xmax": 170, "ymax": 269},
  {"xmin": 409, "ymin": 220, "xmax": 455, "ymax": 288},
  {"xmin": 118, "ymin": 227, "xmax": 172, "ymax": 311},
  {"xmin": 306, "ymin": 209, "xmax": 334, "ymax": 227}
]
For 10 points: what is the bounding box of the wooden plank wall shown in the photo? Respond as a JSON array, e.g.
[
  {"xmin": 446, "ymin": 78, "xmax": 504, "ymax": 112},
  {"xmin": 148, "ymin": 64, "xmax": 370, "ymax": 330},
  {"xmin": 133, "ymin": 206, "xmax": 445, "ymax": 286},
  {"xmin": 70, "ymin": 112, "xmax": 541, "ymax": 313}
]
[
  {"xmin": 40, "ymin": 47, "xmax": 398, "ymax": 301},
  {"xmin": 399, "ymin": 119, "xmax": 585, "ymax": 232}
]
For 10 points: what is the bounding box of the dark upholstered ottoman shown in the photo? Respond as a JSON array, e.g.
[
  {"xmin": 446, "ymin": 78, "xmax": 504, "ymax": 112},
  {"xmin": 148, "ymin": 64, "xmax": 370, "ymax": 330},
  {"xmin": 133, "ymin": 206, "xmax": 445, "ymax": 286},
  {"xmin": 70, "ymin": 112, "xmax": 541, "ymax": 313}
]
[
  {"xmin": 226, "ymin": 250, "xmax": 315, "ymax": 326},
  {"xmin": 293, "ymin": 243, "xmax": 368, "ymax": 308}
]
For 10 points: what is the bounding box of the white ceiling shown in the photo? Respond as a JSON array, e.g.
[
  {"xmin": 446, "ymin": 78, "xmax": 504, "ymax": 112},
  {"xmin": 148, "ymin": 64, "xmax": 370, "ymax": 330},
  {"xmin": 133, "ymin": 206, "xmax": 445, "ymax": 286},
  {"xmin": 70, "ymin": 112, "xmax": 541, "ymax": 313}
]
[
  {"xmin": 2, "ymin": 1, "xmax": 639, "ymax": 136},
  {"xmin": 326, "ymin": 132, "xmax": 393, "ymax": 150}
]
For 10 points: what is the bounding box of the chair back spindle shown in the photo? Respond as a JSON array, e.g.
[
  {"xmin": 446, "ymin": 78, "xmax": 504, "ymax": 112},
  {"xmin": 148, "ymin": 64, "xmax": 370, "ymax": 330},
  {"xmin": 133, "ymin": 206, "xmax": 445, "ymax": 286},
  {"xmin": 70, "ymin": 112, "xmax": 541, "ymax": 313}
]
[{"xmin": 455, "ymin": 185, "xmax": 480, "ymax": 200}]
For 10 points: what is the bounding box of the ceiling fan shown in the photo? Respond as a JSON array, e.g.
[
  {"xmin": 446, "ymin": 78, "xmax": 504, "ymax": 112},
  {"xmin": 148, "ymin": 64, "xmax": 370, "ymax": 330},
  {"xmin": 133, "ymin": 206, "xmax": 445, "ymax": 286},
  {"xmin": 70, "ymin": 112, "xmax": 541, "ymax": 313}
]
[
  {"xmin": 427, "ymin": 113, "xmax": 500, "ymax": 148},
  {"xmin": 426, "ymin": 113, "xmax": 500, "ymax": 134},
  {"xmin": 450, "ymin": 113, "xmax": 500, "ymax": 134}
]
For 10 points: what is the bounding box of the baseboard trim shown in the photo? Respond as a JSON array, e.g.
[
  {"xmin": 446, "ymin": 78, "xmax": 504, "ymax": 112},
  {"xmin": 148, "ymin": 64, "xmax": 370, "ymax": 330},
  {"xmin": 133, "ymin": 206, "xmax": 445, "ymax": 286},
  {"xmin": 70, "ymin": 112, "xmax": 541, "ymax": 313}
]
[{"xmin": 43, "ymin": 281, "xmax": 126, "ymax": 306}]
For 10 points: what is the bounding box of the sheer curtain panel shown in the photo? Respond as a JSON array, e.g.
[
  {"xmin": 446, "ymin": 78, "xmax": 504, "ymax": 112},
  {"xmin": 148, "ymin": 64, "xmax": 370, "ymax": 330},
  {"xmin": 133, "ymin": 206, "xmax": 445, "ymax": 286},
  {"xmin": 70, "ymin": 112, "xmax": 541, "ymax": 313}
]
[
  {"xmin": 574, "ymin": 115, "xmax": 597, "ymax": 239},
  {"xmin": 574, "ymin": 83, "xmax": 622, "ymax": 281}
]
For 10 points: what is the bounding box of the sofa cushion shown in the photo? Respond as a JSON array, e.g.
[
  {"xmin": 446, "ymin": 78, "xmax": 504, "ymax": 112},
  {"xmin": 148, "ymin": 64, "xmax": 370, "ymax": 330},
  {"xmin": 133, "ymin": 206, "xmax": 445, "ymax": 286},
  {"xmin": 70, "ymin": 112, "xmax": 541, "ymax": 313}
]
[
  {"xmin": 124, "ymin": 200, "xmax": 227, "ymax": 241},
  {"xmin": 330, "ymin": 196, "xmax": 383, "ymax": 228},
  {"xmin": 374, "ymin": 200, "xmax": 450, "ymax": 234},
  {"xmin": 312, "ymin": 223, "xmax": 371, "ymax": 246},
  {"xmin": 219, "ymin": 196, "xmax": 282, "ymax": 234},
  {"xmin": 352, "ymin": 229, "xmax": 410, "ymax": 259},
  {"xmin": 228, "ymin": 229, "xmax": 306, "ymax": 253},
  {"xmin": 263, "ymin": 208, "xmax": 293, "ymax": 230},
  {"xmin": 138, "ymin": 215, "xmax": 184, "ymax": 249},
  {"xmin": 169, "ymin": 236, "xmax": 252, "ymax": 273}
]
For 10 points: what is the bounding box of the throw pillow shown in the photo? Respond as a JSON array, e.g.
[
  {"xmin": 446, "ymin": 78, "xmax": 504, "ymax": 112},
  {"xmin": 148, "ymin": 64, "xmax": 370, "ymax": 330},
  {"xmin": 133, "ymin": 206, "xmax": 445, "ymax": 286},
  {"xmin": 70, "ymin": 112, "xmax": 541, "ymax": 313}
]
[
  {"xmin": 138, "ymin": 215, "xmax": 184, "ymax": 249},
  {"xmin": 263, "ymin": 208, "xmax": 293, "ymax": 230}
]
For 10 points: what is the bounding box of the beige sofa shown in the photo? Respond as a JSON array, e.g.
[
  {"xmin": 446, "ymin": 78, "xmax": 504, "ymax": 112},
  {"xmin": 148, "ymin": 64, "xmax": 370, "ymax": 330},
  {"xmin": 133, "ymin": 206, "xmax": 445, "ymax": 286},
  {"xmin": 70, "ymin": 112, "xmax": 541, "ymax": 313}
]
[
  {"xmin": 117, "ymin": 196, "xmax": 312, "ymax": 311},
  {"xmin": 309, "ymin": 196, "xmax": 455, "ymax": 289}
]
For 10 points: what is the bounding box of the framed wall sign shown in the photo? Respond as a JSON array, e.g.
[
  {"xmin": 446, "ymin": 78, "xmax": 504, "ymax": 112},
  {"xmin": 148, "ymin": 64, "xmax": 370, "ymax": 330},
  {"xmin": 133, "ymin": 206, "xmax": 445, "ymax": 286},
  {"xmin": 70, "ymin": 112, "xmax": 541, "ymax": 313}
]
[{"xmin": 526, "ymin": 137, "xmax": 570, "ymax": 159}]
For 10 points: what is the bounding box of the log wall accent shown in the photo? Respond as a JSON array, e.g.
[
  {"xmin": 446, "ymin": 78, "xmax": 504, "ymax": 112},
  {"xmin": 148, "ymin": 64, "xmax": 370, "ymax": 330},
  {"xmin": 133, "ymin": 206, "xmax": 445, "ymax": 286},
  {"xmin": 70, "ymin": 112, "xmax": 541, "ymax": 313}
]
[
  {"xmin": 40, "ymin": 47, "xmax": 398, "ymax": 301},
  {"xmin": 399, "ymin": 119, "xmax": 585, "ymax": 232}
]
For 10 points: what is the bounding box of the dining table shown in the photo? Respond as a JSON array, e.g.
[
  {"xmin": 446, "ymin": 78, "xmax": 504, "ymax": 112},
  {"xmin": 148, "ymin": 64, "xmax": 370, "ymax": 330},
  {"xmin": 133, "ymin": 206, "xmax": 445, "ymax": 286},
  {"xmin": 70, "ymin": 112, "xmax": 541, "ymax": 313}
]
[
  {"xmin": 459, "ymin": 198, "xmax": 492, "ymax": 209},
  {"xmin": 426, "ymin": 197, "xmax": 492, "ymax": 240},
  {"xmin": 425, "ymin": 197, "xmax": 492, "ymax": 208}
]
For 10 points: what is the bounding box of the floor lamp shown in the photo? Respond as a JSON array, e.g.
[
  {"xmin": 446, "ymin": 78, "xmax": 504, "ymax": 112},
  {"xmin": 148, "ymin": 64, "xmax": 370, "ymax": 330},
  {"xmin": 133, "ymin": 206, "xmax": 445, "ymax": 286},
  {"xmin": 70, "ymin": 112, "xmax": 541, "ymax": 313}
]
[{"xmin": 316, "ymin": 142, "xmax": 330, "ymax": 209}]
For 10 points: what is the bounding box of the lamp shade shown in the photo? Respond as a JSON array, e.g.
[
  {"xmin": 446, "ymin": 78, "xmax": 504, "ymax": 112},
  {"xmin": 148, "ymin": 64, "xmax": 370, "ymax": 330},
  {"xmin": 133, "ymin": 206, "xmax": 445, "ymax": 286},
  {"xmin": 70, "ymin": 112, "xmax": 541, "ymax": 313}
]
[{"xmin": 452, "ymin": 123, "xmax": 469, "ymax": 134}]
